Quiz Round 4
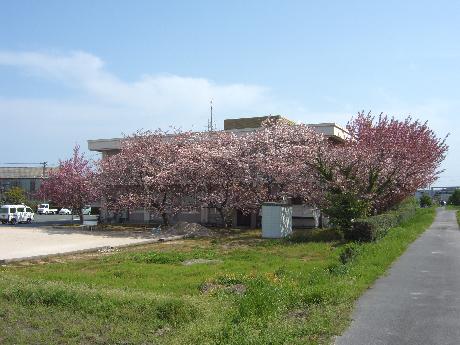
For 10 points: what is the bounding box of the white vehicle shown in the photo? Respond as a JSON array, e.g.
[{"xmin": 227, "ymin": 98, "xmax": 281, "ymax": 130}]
[
  {"xmin": 82, "ymin": 205, "xmax": 91, "ymax": 215},
  {"xmin": 37, "ymin": 203, "xmax": 58, "ymax": 215},
  {"xmin": 0, "ymin": 204, "xmax": 35, "ymax": 224},
  {"xmin": 59, "ymin": 208, "xmax": 72, "ymax": 215}
]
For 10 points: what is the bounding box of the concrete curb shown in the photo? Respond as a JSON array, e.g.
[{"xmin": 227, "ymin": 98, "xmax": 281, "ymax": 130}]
[{"xmin": 0, "ymin": 235, "xmax": 185, "ymax": 265}]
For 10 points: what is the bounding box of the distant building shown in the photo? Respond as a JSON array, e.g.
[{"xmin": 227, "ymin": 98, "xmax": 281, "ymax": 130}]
[
  {"xmin": 0, "ymin": 167, "xmax": 55, "ymax": 200},
  {"xmin": 416, "ymin": 186, "xmax": 460, "ymax": 203}
]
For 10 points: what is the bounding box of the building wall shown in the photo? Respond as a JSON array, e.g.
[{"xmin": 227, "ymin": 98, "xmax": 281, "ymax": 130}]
[{"xmin": 0, "ymin": 178, "xmax": 43, "ymax": 197}]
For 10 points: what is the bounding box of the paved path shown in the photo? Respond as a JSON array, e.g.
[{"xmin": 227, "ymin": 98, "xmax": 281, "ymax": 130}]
[
  {"xmin": 336, "ymin": 208, "xmax": 460, "ymax": 345},
  {"xmin": 0, "ymin": 226, "xmax": 157, "ymax": 262}
]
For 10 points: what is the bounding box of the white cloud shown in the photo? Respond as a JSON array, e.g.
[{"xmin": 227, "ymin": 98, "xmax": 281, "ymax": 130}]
[
  {"xmin": 0, "ymin": 51, "xmax": 104, "ymax": 86},
  {"xmin": 0, "ymin": 50, "xmax": 295, "ymax": 168},
  {"xmin": 0, "ymin": 50, "xmax": 272, "ymax": 126}
]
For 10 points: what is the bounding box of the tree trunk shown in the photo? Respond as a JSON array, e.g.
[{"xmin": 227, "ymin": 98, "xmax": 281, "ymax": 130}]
[
  {"xmin": 79, "ymin": 208, "xmax": 84, "ymax": 225},
  {"xmin": 160, "ymin": 193, "xmax": 169, "ymax": 226},
  {"xmin": 161, "ymin": 212, "xmax": 169, "ymax": 226},
  {"xmin": 217, "ymin": 207, "xmax": 227, "ymax": 228}
]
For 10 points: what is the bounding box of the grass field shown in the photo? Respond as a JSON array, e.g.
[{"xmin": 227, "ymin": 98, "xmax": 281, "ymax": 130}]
[
  {"xmin": 0, "ymin": 208, "xmax": 435, "ymax": 345},
  {"xmin": 446, "ymin": 205, "xmax": 460, "ymax": 225}
]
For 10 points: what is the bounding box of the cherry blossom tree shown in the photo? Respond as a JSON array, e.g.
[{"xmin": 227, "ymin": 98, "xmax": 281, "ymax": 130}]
[
  {"xmin": 97, "ymin": 129, "xmax": 197, "ymax": 225},
  {"xmin": 315, "ymin": 111, "xmax": 448, "ymax": 227},
  {"xmin": 183, "ymin": 119, "xmax": 327, "ymax": 226},
  {"xmin": 38, "ymin": 145, "xmax": 96, "ymax": 224},
  {"xmin": 241, "ymin": 118, "xmax": 326, "ymax": 209},
  {"xmin": 178, "ymin": 130, "xmax": 249, "ymax": 226}
]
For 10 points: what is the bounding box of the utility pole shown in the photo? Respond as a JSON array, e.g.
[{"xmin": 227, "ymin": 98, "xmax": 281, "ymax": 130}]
[{"xmin": 42, "ymin": 161, "xmax": 48, "ymax": 178}]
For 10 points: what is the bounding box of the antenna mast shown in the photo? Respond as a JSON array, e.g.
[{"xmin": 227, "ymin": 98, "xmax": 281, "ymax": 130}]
[{"xmin": 208, "ymin": 99, "xmax": 215, "ymax": 131}]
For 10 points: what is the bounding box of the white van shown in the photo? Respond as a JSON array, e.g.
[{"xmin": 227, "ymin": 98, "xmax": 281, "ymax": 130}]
[{"xmin": 0, "ymin": 204, "xmax": 35, "ymax": 224}]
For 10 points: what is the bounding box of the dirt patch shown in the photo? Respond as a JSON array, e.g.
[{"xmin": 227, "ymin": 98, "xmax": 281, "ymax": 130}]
[
  {"xmin": 287, "ymin": 308, "xmax": 310, "ymax": 320},
  {"xmin": 182, "ymin": 258, "xmax": 222, "ymax": 266},
  {"xmin": 200, "ymin": 282, "xmax": 246, "ymax": 295},
  {"xmin": 97, "ymin": 246, "xmax": 119, "ymax": 254},
  {"xmin": 220, "ymin": 238, "xmax": 265, "ymax": 249},
  {"xmin": 154, "ymin": 326, "xmax": 171, "ymax": 337},
  {"xmin": 157, "ymin": 222, "xmax": 215, "ymax": 238}
]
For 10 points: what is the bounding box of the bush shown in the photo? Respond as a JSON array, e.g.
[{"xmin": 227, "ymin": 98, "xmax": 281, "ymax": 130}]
[
  {"xmin": 348, "ymin": 198, "xmax": 417, "ymax": 242},
  {"xmin": 448, "ymin": 189, "xmax": 460, "ymax": 206},
  {"xmin": 3, "ymin": 187, "xmax": 27, "ymax": 205},
  {"xmin": 395, "ymin": 197, "xmax": 418, "ymax": 222},
  {"xmin": 338, "ymin": 243, "xmax": 362, "ymax": 264},
  {"xmin": 419, "ymin": 193, "xmax": 433, "ymax": 207},
  {"xmin": 325, "ymin": 192, "xmax": 369, "ymax": 231},
  {"xmin": 349, "ymin": 213, "xmax": 398, "ymax": 241}
]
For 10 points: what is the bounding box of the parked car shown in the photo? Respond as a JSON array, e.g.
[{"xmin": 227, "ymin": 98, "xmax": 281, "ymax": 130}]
[
  {"xmin": 37, "ymin": 203, "xmax": 58, "ymax": 215},
  {"xmin": 59, "ymin": 208, "xmax": 72, "ymax": 215},
  {"xmin": 0, "ymin": 204, "xmax": 35, "ymax": 224},
  {"xmin": 82, "ymin": 205, "xmax": 92, "ymax": 215}
]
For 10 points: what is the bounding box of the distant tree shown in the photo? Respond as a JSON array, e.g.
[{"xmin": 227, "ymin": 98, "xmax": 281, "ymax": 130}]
[
  {"xmin": 38, "ymin": 145, "xmax": 96, "ymax": 224},
  {"xmin": 419, "ymin": 193, "xmax": 433, "ymax": 208},
  {"xmin": 448, "ymin": 189, "xmax": 460, "ymax": 206},
  {"xmin": 4, "ymin": 186, "xmax": 27, "ymax": 205}
]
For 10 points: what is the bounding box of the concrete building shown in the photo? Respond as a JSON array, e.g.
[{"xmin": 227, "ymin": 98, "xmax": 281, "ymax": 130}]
[
  {"xmin": 88, "ymin": 115, "xmax": 348, "ymax": 227},
  {"xmin": 0, "ymin": 167, "xmax": 54, "ymax": 200},
  {"xmin": 416, "ymin": 186, "xmax": 460, "ymax": 203}
]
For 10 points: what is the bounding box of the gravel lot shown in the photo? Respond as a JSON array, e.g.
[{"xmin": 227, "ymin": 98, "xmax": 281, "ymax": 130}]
[{"xmin": 0, "ymin": 225, "xmax": 156, "ymax": 262}]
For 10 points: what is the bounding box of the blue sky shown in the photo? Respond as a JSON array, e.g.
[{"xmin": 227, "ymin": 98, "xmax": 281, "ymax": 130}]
[{"xmin": 0, "ymin": 0, "xmax": 458, "ymax": 186}]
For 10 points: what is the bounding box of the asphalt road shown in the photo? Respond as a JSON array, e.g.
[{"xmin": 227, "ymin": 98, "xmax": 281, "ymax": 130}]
[{"xmin": 335, "ymin": 208, "xmax": 460, "ymax": 345}]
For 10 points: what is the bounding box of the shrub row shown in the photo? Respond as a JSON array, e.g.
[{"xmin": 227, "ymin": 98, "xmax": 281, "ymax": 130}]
[{"xmin": 347, "ymin": 198, "xmax": 418, "ymax": 242}]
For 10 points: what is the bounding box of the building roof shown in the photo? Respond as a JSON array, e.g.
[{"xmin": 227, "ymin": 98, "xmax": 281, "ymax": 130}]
[
  {"xmin": 88, "ymin": 116, "xmax": 349, "ymax": 153},
  {"xmin": 0, "ymin": 167, "xmax": 54, "ymax": 179},
  {"xmin": 307, "ymin": 123, "xmax": 349, "ymax": 142},
  {"xmin": 224, "ymin": 115, "xmax": 295, "ymax": 130},
  {"xmin": 87, "ymin": 138, "xmax": 122, "ymax": 152}
]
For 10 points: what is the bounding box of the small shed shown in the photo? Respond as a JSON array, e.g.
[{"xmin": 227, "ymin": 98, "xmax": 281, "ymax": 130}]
[{"xmin": 262, "ymin": 202, "xmax": 293, "ymax": 238}]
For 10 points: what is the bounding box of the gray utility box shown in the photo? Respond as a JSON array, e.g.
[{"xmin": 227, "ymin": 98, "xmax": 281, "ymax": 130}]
[{"xmin": 262, "ymin": 202, "xmax": 293, "ymax": 238}]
